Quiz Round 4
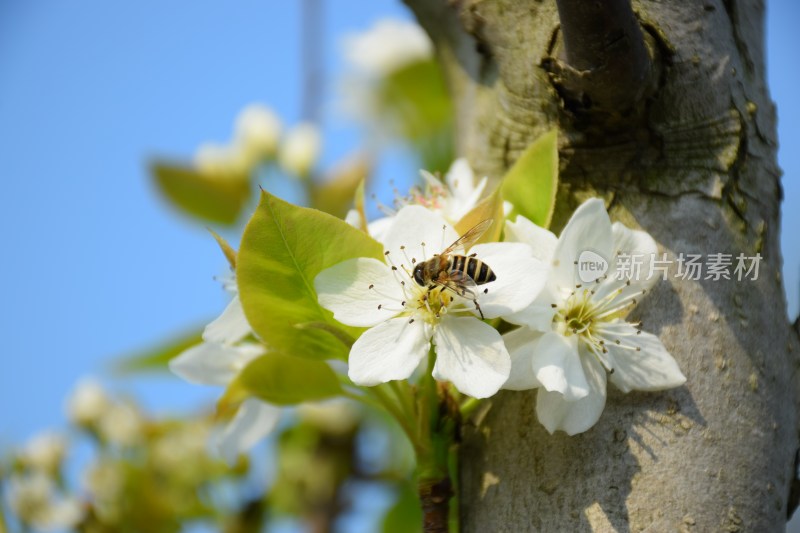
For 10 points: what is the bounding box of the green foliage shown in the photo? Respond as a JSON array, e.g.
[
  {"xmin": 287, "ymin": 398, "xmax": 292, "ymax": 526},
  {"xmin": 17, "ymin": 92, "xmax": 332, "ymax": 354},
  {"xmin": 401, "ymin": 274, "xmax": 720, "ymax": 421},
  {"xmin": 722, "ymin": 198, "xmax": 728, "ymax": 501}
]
[
  {"xmin": 151, "ymin": 161, "xmax": 251, "ymax": 225},
  {"xmin": 208, "ymin": 228, "xmax": 237, "ymax": 269},
  {"xmin": 383, "ymin": 483, "xmax": 422, "ymax": 533},
  {"xmin": 501, "ymin": 128, "xmax": 559, "ymax": 228},
  {"xmin": 310, "ymin": 153, "xmax": 371, "ymax": 219},
  {"xmin": 379, "ymin": 59, "xmax": 454, "ymax": 173},
  {"xmin": 269, "ymin": 417, "xmax": 357, "ymax": 516},
  {"xmin": 115, "ymin": 327, "xmax": 204, "ymax": 374},
  {"xmin": 231, "ymin": 354, "xmax": 342, "ymax": 406},
  {"xmin": 455, "ymin": 184, "xmax": 505, "ymax": 244},
  {"xmin": 236, "ymin": 189, "xmax": 383, "ymax": 360}
]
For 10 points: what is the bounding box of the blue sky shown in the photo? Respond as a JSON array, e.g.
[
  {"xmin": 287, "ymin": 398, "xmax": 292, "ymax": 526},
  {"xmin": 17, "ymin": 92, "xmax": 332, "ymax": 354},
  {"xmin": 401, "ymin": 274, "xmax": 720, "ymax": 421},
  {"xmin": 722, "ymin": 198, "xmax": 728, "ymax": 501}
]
[{"xmin": 0, "ymin": 0, "xmax": 797, "ymax": 504}]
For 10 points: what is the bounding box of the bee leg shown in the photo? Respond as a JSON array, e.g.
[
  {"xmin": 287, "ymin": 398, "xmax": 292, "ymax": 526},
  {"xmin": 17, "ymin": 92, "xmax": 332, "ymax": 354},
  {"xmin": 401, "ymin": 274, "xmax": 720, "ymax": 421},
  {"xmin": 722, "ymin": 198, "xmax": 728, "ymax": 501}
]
[
  {"xmin": 474, "ymin": 299, "xmax": 485, "ymax": 320},
  {"xmin": 438, "ymin": 291, "xmax": 448, "ymax": 317},
  {"xmin": 422, "ymin": 291, "xmax": 435, "ymax": 315}
]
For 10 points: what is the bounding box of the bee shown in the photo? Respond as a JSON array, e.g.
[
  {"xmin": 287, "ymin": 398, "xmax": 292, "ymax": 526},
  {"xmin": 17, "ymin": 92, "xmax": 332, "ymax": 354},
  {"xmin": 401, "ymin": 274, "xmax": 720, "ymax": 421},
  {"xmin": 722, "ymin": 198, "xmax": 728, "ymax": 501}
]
[{"xmin": 412, "ymin": 219, "xmax": 496, "ymax": 319}]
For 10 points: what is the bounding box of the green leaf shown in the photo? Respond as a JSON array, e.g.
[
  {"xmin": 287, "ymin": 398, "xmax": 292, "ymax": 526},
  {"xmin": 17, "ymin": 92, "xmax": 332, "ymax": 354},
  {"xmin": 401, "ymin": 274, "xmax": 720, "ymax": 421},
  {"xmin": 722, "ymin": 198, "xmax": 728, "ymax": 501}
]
[
  {"xmin": 237, "ymin": 189, "xmax": 384, "ymax": 360},
  {"xmin": 115, "ymin": 327, "xmax": 204, "ymax": 374},
  {"xmin": 230, "ymin": 353, "xmax": 342, "ymax": 406},
  {"xmin": 208, "ymin": 228, "xmax": 237, "ymax": 269},
  {"xmin": 382, "ymin": 483, "xmax": 423, "ymax": 533},
  {"xmin": 500, "ymin": 128, "xmax": 559, "ymax": 228},
  {"xmin": 353, "ymin": 178, "xmax": 368, "ymax": 232},
  {"xmin": 379, "ymin": 59, "xmax": 454, "ymax": 173},
  {"xmin": 454, "ymin": 184, "xmax": 505, "ymax": 245},
  {"xmin": 310, "ymin": 153, "xmax": 371, "ymax": 219},
  {"xmin": 151, "ymin": 160, "xmax": 251, "ymax": 225}
]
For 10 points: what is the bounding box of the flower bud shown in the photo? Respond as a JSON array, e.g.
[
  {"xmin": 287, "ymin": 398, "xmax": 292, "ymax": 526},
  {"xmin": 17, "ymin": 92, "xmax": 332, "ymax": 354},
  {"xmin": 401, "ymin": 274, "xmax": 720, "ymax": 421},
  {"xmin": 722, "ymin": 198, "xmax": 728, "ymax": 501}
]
[
  {"xmin": 235, "ymin": 104, "xmax": 282, "ymax": 163},
  {"xmin": 20, "ymin": 432, "xmax": 67, "ymax": 474},
  {"xmin": 65, "ymin": 378, "xmax": 109, "ymax": 427},
  {"xmin": 342, "ymin": 19, "xmax": 432, "ymax": 76},
  {"xmin": 278, "ymin": 122, "xmax": 321, "ymax": 178},
  {"xmin": 98, "ymin": 402, "xmax": 143, "ymax": 447}
]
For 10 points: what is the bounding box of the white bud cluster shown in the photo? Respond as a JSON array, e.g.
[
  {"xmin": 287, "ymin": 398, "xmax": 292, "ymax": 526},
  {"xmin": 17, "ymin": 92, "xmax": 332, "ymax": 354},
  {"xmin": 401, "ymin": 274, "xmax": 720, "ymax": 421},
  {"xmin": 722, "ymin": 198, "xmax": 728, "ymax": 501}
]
[
  {"xmin": 193, "ymin": 103, "xmax": 283, "ymax": 178},
  {"xmin": 278, "ymin": 122, "xmax": 322, "ymax": 178}
]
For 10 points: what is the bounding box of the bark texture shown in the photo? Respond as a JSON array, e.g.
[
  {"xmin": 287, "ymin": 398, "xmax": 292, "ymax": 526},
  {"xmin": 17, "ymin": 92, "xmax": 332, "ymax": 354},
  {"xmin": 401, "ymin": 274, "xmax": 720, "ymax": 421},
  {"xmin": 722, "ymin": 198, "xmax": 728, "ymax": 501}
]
[{"xmin": 405, "ymin": 0, "xmax": 799, "ymax": 530}]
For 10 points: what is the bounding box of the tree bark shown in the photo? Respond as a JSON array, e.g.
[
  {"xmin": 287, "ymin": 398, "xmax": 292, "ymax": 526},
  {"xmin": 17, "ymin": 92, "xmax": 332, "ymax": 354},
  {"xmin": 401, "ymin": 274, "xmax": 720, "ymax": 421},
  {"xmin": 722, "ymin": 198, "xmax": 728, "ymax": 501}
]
[{"xmin": 404, "ymin": 0, "xmax": 800, "ymax": 530}]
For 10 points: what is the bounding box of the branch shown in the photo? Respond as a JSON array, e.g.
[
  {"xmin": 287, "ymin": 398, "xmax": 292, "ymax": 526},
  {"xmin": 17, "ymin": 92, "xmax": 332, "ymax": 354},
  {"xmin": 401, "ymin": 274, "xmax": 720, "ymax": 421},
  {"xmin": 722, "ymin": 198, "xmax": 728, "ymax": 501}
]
[{"xmin": 550, "ymin": 0, "xmax": 655, "ymax": 114}]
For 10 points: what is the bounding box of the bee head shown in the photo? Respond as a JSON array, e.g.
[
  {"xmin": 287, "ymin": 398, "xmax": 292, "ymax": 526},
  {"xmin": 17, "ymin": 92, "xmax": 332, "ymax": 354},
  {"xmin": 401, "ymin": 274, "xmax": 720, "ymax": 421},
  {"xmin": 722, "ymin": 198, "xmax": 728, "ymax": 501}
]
[{"xmin": 412, "ymin": 263, "xmax": 426, "ymax": 286}]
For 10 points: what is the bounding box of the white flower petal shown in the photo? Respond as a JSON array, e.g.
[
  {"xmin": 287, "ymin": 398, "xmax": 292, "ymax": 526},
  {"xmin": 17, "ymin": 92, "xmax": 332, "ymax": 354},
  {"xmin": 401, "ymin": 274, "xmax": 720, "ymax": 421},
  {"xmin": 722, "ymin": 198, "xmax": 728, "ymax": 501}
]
[
  {"xmin": 215, "ymin": 398, "xmax": 281, "ymax": 464},
  {"xmin": 47, "ymin": 497, "xmax": 85, "ymax": 529},
  {"xmin": 382, "ymin": 205, "xmax": 459, "ymax": 264},
  {"xmin": 469, "ymin": 242, "xmax": 548, "ymax": 318},
  {"xmin": 444, "ymin": 159, "xmax": 486, "ymax": 221},
  {"xmin": 612, "ymin": 221, "xmax": 661, "ymax": 291},
  {"xmin": 504, "ymin": 281, "xmax": 560, "ymax": 331},
  {"xmin": 315, "ymin": 258, "xmax": 405, "ymax": 327},
  {"xmin": 505, "ymin": 302, "xmax": 556, "ymax": 331},
  {"xmin": 530, "ymin": 332, "xmax": 588, "ymax": 401},
  {"xmin": 345, "ymin": 208, "xmax": 362, "ymax": 229},
  {"xmin": 367, "ymin": 216, "xmax": 395, "ymax": 241},
  {"xmin": 169, "ymin": 342, "xmax": 264, "ymax": 386},
  {"xmin": 203, "ymin": 295, "xmax": 251, "ymax": 345},
  {"xmin": 502, "ymin": 327, "xmax": 543, "ymax": 391},
  {"xmin": 432, "ymin": 316, "xmax": 510, "ymax": 398},
  {"xmin": 552, "ymin": 199, "xmax": 613, "ymax": 290},
  {"xmin": 342, "ymin": 19, "xmax": 432, "ymax": 75},
  {"xmin": 536, "ymin": 353, "xmax": 607, "ymax": 435},
  {"xmin": 505, "ymin": 215, "xmax": 558, "ymax": 263},
  {"xmin": 348, "ymin": 317, "xmax": 432, "ymax": 386},
  {"xmin": 454, "ymin": 176, "xmax": 488, "ymax": 221},
  {"xmin": 606, "ymin": 327, "xmax": 686, "ymax": 393},
  {"xmin": 445, "ymin": 158, "xmax": 476, "ymax": 200}
]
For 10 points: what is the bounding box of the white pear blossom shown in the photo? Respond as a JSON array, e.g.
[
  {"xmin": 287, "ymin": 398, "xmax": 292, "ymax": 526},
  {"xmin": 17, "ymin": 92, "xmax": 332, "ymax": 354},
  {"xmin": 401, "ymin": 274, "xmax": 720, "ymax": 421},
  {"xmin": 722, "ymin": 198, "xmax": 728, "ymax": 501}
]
[
  {"xmin": 7, "ymin": 473, "xmax": 84, "ymax": 531},
  {"xmin": 65, "ymin": 378, "xmax": 110, "ymax": 426},
  {"xmin": 20, "ymin": 432, "xmax": 67, "ymax": 474},
  {"xmin": 98, "ymin": 402, "xmax": 143, "ymax": 447},
  {"xmin": 347, "ymin": 159, "xmax": 492, "ymax": 241},
  {"xmin": 235, "ymin": 103, "xmax": 282, "ymax": 162},
  {"xmin": 316, "ymin": 205, "xmax": 547, "ymax": 398},
  {"xmin": 170, "ymin": 285, "xmax": 281, "ymax": 464},
  {"xmin": 342, "ymin": 19, "xmax": 432, "ymax": 77},
  {"xmin": 502, "ymin": 199, "xmax": 686, "ymax": 435},
  {"xmin": 338, "ymin": 19, "xmax": 432, "ymax": 131},
  {"xmin": 84, "ymin": 460, "xmax": 123, "ymax": 522},
  {"xmin": 278, "ymin": 122, "xmax": 321, "ymax": 178}
]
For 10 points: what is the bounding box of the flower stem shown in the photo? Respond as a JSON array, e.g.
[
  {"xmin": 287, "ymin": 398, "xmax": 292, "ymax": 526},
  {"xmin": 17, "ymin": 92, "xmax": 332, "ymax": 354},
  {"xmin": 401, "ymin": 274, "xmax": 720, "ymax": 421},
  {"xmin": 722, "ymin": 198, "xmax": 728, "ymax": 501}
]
[
  {"xmin": 416, "ymin": 353, "xmax": 460, "ymax": 532},
  {"xmin": 370, "ymin": 384, "xmax": 427, "ymax": 456},
  {"xmin": 390, "ymin": 379, "xmax": 417, "ymax": 423},
  {"xmin": 459, "ymin": 397, "xmax": 483, "ymax": 420}
]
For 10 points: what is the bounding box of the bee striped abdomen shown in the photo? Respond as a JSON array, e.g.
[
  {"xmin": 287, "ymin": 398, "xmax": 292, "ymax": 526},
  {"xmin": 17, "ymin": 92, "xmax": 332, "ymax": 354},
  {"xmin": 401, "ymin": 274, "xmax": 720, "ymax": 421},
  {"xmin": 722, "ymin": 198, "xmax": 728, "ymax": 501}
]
[{"xmin": 449, "ymin": 255, "xmax": 496, "ymax": 284}]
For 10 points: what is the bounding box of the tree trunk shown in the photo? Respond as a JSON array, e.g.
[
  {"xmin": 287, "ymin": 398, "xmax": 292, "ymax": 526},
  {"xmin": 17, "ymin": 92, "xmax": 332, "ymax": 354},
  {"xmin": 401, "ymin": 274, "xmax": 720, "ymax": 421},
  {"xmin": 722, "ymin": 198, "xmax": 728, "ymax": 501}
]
[{"xmin": 404, "ymin": 0, "xmax": 799, "ymax": 530}]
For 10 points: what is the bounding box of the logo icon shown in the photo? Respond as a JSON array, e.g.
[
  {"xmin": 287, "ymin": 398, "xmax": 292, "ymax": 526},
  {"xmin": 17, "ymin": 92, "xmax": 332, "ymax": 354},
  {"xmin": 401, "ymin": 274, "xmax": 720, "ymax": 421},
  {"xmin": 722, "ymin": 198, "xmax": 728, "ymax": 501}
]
[{"xmin": 577, "ymin": 250, "xmax": 609, "ymax": 283}]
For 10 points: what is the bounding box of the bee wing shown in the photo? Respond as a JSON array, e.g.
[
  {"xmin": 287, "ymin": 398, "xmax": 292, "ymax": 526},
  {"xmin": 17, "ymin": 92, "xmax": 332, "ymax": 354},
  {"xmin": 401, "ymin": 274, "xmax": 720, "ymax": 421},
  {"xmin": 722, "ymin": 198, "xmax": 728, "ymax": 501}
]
[
  {"xmin": 434, "ymin": 270, "xmax": 478, "ymax": 298},
  {"xmin": 441, "ymin": 219, "xmax": 493, "ymax": 255}
]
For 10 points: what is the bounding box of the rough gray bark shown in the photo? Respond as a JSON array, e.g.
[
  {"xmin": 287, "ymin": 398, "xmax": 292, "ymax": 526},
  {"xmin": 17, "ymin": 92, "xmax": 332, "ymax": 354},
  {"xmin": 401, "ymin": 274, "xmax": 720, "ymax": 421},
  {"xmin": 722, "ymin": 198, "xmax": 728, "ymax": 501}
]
[{"xmin": 404, "ymin": 0, "xmax": 800, "ymax": 530}]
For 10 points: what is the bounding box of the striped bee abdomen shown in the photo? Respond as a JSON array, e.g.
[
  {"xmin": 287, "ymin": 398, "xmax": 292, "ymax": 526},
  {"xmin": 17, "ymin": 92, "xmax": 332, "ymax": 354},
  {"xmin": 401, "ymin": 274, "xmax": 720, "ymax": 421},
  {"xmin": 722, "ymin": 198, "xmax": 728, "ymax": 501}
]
[{"xmin": 449, "ymin": 255, "xmax": 496, "ymax": 284}]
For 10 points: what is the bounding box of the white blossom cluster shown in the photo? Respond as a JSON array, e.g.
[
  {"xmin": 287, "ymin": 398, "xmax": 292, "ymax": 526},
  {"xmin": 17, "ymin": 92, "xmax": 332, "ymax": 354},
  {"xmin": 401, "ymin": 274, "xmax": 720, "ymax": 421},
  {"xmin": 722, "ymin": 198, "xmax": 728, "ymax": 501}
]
[
  {"xmin": 169, "ymin": 160, "xmax": 686, "ymax": 462},
  {"xmin": 329, "ymin": 168, "xmax": 686, "ymax": 434},
  {"xmin": 193, "ymin": 103, "xmax": 321, "ymax": 179},
  {"xmin": 5, "ymin": 432, "xmax": 82, "ymax": 531}
]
